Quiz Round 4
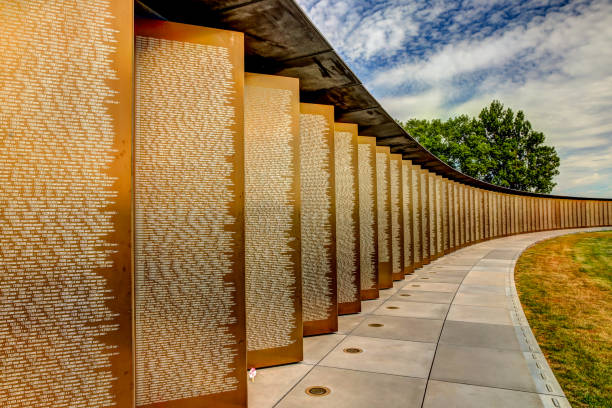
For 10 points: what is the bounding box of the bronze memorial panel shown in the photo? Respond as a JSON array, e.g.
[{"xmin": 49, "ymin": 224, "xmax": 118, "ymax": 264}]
[
  {"xmin": 402, "ymin": 160, "xmax": 414, "ymax": 274},
  {"xmin": 428, "ymin": 173, "xmax": 437, "ymax": 259},
  {"xmin": 244, "ymin": 73, "xmax": 302, "ymax": 368},
  {"xmin": 300, "ymin": 103, "xmax": 338, "ymax": 336},
  {"xmin": 134, "ymin": 19, "xmax": 246, "ymax": 408},
  {"xmin": 436, "ymin": 176, "xmax": 444, "ymax": 255},
  {"xmin": 453, "ymin": 182, "xmax": 460, "ymax": 247},
  {"xmin": 412, "ymin": 164, "xmax": 424, "ymax": 268},
  {"xmin": 334, "ymin": 123, "xmax": 361, "ymax": 314},
  {"xmin": 390, "ymin": 154, "xmax": 405, "ymax": 281},
  {"xmin": 458, "ymin": 184, "xmax": 466, "ymax": 248},
  {"xmin": 0, "ymin": 1, "xmax": 133, "ymax": 407},
  {"xmin": 448, "ymin": 180, "xmax": 457, "ymax": 251},
  {"xmin": 376, "ymin": 146, "xmax": 393, "ymax": 288},
  {"xmin": 358, "ymin": 136, "xmax": 379, "ymax": 300},
  {"xmin": 421, "ymin": 169, "xmax": 431, "ymax": 263},
  {"xmin": 442, "ymin": 177, "xmax": 451, "ymax": 254}
]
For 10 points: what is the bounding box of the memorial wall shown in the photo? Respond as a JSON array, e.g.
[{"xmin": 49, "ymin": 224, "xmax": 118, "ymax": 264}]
[
  {"xmin": 244, "ymin": 73, "xmax": 302, "ymax": 368},
  {"xmin": 358, "ymin": 136, "xmax": 380, "ymax": 300},
  {"xmin": 334, "ymin": 123, "xmax": 361, "ymax": 314},
  {"xmin": 0, "ymin": 1, "xmax": 133, "ymax": 407},
  {"xmin": 376, "ymin": 146, "xmax": 393, "ymax": 288},
  {"xmin": 1, "ymin": 4, "xmax": 611, "ymax": 408},
  {"xmin": 299, "ymin": 103, "xmax": 337, "ymax": 336},
  {"xmin": 134, "ymin": 20, "xmax": 246, "ymax": 408}
]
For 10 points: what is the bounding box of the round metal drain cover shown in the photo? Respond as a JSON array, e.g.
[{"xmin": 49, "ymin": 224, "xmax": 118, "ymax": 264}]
[
  {"xmin": 343, "ymin": 347, "xmax": 363, "ymax": 354},
  {"xmin": 306, "ymin": 386, "xmax": 331, "ymax": 397},
  {"xmin": 412, "ymin": 284, "xmax": 421, "ymax": 287},
  {"xmin": 400, "ymin": 294, "xmax": 411, "ymax": 297},
  {"xmin": 386, "ymin": 306, "xmax": 399, "ymax": 309},
  {"xmin": 368, "ymin": 323, "xmax": 384, "ymax": 327},
  {"xmin": 421, "ymin": 277, "xmax": 430, "ymax": 280}
]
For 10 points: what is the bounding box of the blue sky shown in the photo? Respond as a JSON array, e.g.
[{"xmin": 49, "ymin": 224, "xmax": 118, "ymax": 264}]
[{"xmin": 296, "ymin": 0, "xmax": 612, "ymax": 198}]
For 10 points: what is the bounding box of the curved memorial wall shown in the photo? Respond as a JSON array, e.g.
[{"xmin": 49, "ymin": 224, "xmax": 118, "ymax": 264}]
[{"xmin": 1, "ymin": 2, "xmax": 611, "ymax": 408}]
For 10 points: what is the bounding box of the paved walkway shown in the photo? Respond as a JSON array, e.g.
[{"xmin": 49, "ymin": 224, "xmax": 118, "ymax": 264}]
[{"xmin": 249, "ymin": 228, "xmax": 609, "ymax": 408}]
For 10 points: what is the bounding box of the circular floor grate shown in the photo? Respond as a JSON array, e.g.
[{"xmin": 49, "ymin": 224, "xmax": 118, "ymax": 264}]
[
  {"xmin": 305, "ymin": 386, "xmax": 331, "ymax": 397},
  {"xmin": 400, "ymin": 294, "xmax": 411, "ymax": 297},
  {"xmin": 343, "ymin": 347, "xmax": 363, "ymax": 354},
  {"xmin": 386, "ymin": 306, "xmax": 399, "ymax": 310},
  {"xmin": 368, "ymin": 323, "xmax": 384, "ymax": 327}
]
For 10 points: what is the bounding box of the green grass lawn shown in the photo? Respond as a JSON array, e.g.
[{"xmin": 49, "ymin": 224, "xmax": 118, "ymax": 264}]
[{"xmin": 515, "ymin": 231, "xmax": 612, "ymax": 408}]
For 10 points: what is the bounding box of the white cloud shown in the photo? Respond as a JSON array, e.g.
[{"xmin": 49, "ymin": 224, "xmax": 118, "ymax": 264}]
[{"xmin": 297, "ymin": 0, "xmax": 612, "ymax": 198}]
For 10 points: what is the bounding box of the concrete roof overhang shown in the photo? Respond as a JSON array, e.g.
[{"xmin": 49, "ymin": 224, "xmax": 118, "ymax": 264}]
[{"xmin": 135, "ymin": 0, "xmax": 609, "ymax": 201}]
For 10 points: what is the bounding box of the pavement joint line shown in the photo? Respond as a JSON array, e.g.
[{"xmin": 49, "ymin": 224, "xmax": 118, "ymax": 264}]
[{"xmin": 428, "ymin": 378, "xmax": 567, "ymax": 398}]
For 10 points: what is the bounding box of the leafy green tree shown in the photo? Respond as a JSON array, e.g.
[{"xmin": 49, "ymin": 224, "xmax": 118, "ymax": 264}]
[{"xmin": 400, "ymin": 100, "xmax": 560, "ymax": 194}]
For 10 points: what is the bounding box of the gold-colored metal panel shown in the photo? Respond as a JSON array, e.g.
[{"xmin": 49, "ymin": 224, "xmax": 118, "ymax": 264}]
[
  {"xmin": 505, "ymin": 194, "xmax": 510, "ymax": 235},
  {"xmin": 539, "ymin": 199, "xmax": 544, "ymax": 230},
  {"xmin": 520, "ymin": 197, "xmax": 525, "ymax": 233},
  {"xmin": 421, "ymin": 168, "xmax": 431, "ymax": 263},
  {"xmin": 435, "ymin": 176, "xmax": 444, "ymax": 256},
  {"xmin": 468, "ymin": 187, "xmax": 474, "ymax": 243},
  {"xmin": 134, "ymin": 19, "xmax": 246, "ymax": 408},
  {"xmin": 474, "ymin": 189, "xmax": 481, "ymax": 241},
  {"xmin": 428, "ymin": 173, "xmax": 437, "ymax": 259},
  {"xmin": 548, "ymin": 199, "xmax": 553, "ymax": 229},
  {"xmin": 572, "ymin": 200, "xmax": 580, "ymax": 228},
  {"xmin": 357, "ymin": 136, "xmax": 379, "ymax": 300},
  {"xmin": 300, "ymin": 103, "xmax": 338, "ymax": 336},
  {"xmin": 533, "ymin": 198, "xmax": 538, "ymax": 231},
  {"xmin": 244, "ymin": 73, "xmax": 302, "ymax": 368},
  {"xmin": 575, "ymin": 200, "xmax": 580, "ymax": 227},
  {"xmin": 497, "ymin": 193, "xmax": 503, "ymax": 235},
  {"xmin": 376, "ymin": 146, "xmax": 393, "ymax": 287},
  {"xmin": 504, "ymin": 194, "xmax": 509, "ymax": 235},
  {"xmin": 490, "ymin": 192, "xmax": 495, "ymax": 237},
  {"xmin": 448, "ymin": 180, "xmax": 456, "ymax": 251},
  {"xmin": 463, "ymin": 186, "xmax": 470, "ymax": 243},
  {"xmin": 389, "ymin": 154, "xmax": 405, "ymax": 280},
  {"xmin": 1, "ymin": 2, "xmax": 134, "ymax": 407},
  {"xmin": 412, "ymin": 164, "xmax": 424, "ymax": 268},
  {"xmin": 334, "ymin": 123, "xmax": 361, "ymax": 315},
  {"xmin": 515, "ymin": 196, "xmax": 520, "ymax": 233},
  {"xmin": 441, "ymin": 178, "xmax": 450, "ymax": 253},
  {"xmin": 486, "ymin": 191, "xmax": 490, "ymax": 238},
  {"xmin": 402, "ymin": 160, "xmax": 415, "ymax": 274},
  {"xmin": 458, "ymin": 184, "xmax": 465, "ymax": 247},
  {"xmin": 495, "ymin": 193, "xmax": 505, "ymax": 237},
  {"xmin": 527, "ymin": 198, "xmax": 532, "ymax": 231}
]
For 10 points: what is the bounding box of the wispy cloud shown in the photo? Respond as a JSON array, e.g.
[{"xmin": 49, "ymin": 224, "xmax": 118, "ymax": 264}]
[{"xmin": 296, "ymin": 0, "xmax": 612, "ymax": 198}]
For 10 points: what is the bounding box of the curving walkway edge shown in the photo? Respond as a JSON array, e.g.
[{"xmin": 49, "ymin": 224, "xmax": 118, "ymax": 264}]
[{"xmin": 249, "ymin": 228, "xmax": 611, "ymax": 408}]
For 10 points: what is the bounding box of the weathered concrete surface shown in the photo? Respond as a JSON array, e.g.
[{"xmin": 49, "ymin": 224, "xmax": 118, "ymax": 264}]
[{"xmin": 249, "ymin": 228, "xmax": 609, "ymax": 407}]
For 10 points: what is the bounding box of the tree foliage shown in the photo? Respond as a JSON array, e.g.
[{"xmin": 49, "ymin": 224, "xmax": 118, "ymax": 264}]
[{"xmin": 400, "ymin": 100, "xmax": 560, "ymax": 194}]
